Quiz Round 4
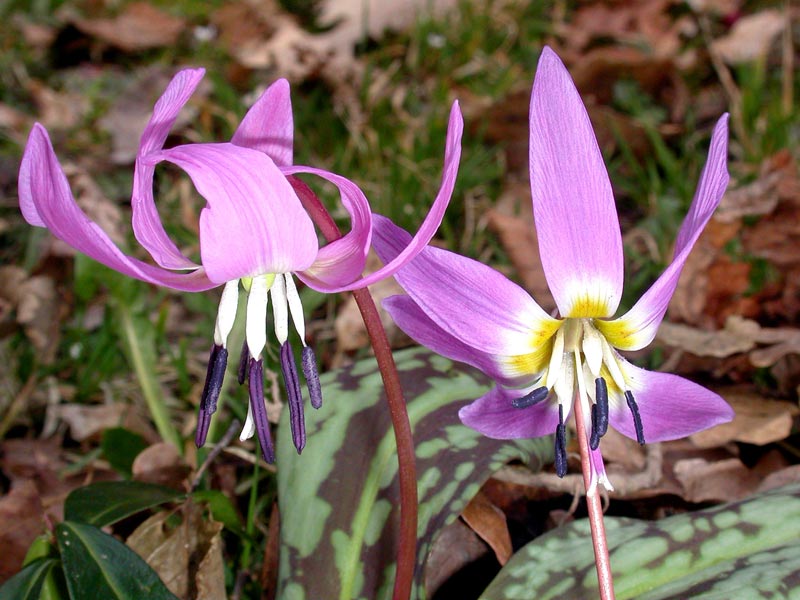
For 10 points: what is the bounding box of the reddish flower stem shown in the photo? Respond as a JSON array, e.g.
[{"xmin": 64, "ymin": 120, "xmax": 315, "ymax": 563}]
[
  {"xmin": 572, "ymin": 394, "xmax": 615, "ymax": 600},
  {"xmin": 289, "ymin": 177, "xmax": 418, "ymax": 600}
]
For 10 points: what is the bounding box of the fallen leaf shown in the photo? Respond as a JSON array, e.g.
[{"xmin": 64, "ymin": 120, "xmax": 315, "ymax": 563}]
[
  {"xmin": 673, "ymin": 457, "xmax": 759, "ymax": 502},
  {"xmin": 26, "ymin": 80, "xmax": 89, "ymax": 131},
  {"xmin": 689, "ymin": 387, "xmax": 799, "ymax": 448},
  {"xmin": 0, "ymin": 480, "xmax": 45, "ymax": 583},
  {"xmin": 65, "ymin": 3, "xmax": 186, "ymax": 53},
  {"xmin": 0, "ymin": 266, "xmax": 60, "ymax": 360},
  {"xmin": 54, "ymin": 403, "xmax": 155, "ymax": 442},
  {"xmin": 758, "ymin": 465, "xmax": 800, "ymax": 493},
  {"xmin": 460, "ymin": 491, "xmax": 512, "ymax": 565},
  {"xmin": 127, "ymin": 502, "xmax": 225, "ymax": 600},
  {"xmin": 712, "ymin": 9, "xmax": 786, "ymax": 65},
  {"xmin": 132, "ymin": 443, "xmax": 191, "ymax": 490},
  {"xmin": 424, "ymin": 518, "xmax": 491, "ymax": 596}
]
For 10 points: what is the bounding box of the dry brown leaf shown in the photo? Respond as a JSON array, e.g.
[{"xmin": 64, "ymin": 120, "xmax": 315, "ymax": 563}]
[
  {"xmin": 66, "ymin": 3, "xmax": 186, "ymax": 52},
  {"xmin": 690, "ymin": 387, "xmax": 799, "ymax": 448},
  {"xmin": 712, "ymin": 9, "xmax": 786, "ymax": 65},
  {"xmin": 132, "ymin": 443, "xmax": 191, "ymax": 490},
  {"xmin": 656, "ymin": 317, "xmax": 758, "ymax": 358},
  {"xmin": 597, "ymin": 427, "xmax": 646, "ymax": 471},
  {"xmin": 460, "ymin": 491, "xmax": 512, "ymax": 566},
  {"xmin": 424, "ymin": 518, "xmax": 491, "ymax": 596},
  {"xmin": 219, "ymin": 0, "xmax": 457, "ymax": 80},
  {"xmin": 757, "ymin": 465, "xmax": 800, "ymax": 493},
  {"xmin": 0, "ymin": 480, "xmax": 45, "ymax": 583},
  {"xmin": 54, "ymin": 403, "xmax": 155, "ymax": 442},
  {"xmin": 673, "ymin": 457, "xmax": 759, "ymax": 502},
  {"xmin": 0, "ymin": 266, "xmax": 60, "ymax": 361},
  {"xmin": 26, "ymin": 80, "xmax": 89, "ymax": 131},
  {"xmin": 127, "ymin": 503, "xmax": 224, "ymax": 600}
]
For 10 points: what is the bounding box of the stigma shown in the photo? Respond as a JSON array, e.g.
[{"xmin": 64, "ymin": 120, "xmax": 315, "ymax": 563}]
[{"xmin": 195, "ymin": 273, "xmax": 322, "ymax": 463}]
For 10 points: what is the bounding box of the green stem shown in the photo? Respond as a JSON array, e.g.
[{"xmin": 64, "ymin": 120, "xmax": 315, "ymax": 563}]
[{"xmin": 117, "ymin": 303, "xmax": 182, "ymax": 450}]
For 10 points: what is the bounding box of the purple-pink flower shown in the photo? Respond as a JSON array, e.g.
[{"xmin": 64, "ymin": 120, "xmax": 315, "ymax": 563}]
[
  {"xmin": 373, "ymin": 47, "xmax": 733, "ymax": 492},
  {"xmin": 19, "ymin": 68, "xmax": 463, "ymax": 463}
]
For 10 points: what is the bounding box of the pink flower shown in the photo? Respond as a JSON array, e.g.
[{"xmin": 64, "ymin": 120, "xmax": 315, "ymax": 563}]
[
  {"xmin": 374, "ymin": 47, "xmax": 733, "ymax": 492},
  {"xmin": 19, "ymin": 69, "xmax": 463, "ymax": 462}
]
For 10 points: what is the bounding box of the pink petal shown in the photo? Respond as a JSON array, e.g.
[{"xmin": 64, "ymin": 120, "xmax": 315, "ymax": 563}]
[
  {"xmin": 610, "ymin": 362, "xmax": 734, "ymax": 442},
  {"xmin": 372, "ymin": 216, "xmax": 560, "ymax": 356},
  {"xmin": 19, "ymin": 124, "xmax": 215, "ymax": 292},
  {"xmin": 459, "ymin": 385, "xmax": 559, "ymax": 439},
  {"xmin": 383, "ymin": 295, "xmax": 531, "ymax": 388},
  {"xmin": 529, "ymin": 47, "xmax": 623, "ymax": 318},
  {"xmin": 596, "ymin": 115, "xmax": 730, "ymax": 351},
  {"xmin": 283, "ymin": 167, "xmax": 371, "ymax": 290},
  {"xmin": 132, "ymin": 68, "xmax": 206, "ymax": 271},
  {"xmin": 231, "ymin": 78, "xmax": 294, "ymax": 166},
  {"xmin": 302, "ymin": 101, "xmax": 464, "ymax": 293},
  {"xmin": 155, "ymin": 143, "xmax": 318, "ymax": 283}
]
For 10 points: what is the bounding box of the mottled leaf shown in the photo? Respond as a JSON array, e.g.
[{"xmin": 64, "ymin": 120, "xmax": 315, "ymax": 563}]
[
  {"xmin": 0, "ymin": 557, "xmax": 57, "ymax": 600},
  {"xmin": 277, "ymin": 347, "xmax": 552, "ymax": 600},
  {"xmin": 64, "ymin": 481, "xmax": 184, "ymax": 527},
  {"xmin": 56, "ymin": 521, "xmax": 178, "ymax": 600},
  {"xmin": 481, "ymin": 483, "xmax": 800, "ymax": 599}
]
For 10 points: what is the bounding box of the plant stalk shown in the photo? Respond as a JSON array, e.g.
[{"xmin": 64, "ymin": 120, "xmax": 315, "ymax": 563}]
[
  {"xmin": 290, "ymin": 177, "xmax": 418, "ymax": 600},
  {"xmin": 573, "ymin": 393, "xmax": 615, "ymax": 600}
]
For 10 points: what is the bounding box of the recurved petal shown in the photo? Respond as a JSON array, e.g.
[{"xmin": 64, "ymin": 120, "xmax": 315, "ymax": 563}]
[
  {"xmin": 529, "ymin": 47, "xmax": 623, "ymax": 319},
  {"xmin": 304, "ymin": 101, "xmax": 463, "ymax": 293},
  {"xmin": 596, "ymin": 115, "xmax": 730, "ymax": 351},
  {"xmin": 384, "ymin": 295, "xmax": 532, "ymax": 388},
  {"xmin": 283, "ymin": 167, "xmax": 371, "ymax": 291},
  {"xmin": 132, "ymin": 68, "xmax": 206, "ymax": 270},
  {"xmin": 231, "ymin": 78, "xmax": 293, "ymax": 166},
  {"xmin": 459, "ymin": 385, "xmax": 560, "ymax": 440},
  {"xmin": 609, "ymin": 362, "xmax": 734, "ymax": 443},
  {"xmin": 19, "ymin": 124, "xmax": 215, "ymax": 292},
  {"xmin": 156, "ymin": 143, "xmax": 318, "ymax": 283},
  {"xmin": 373, "ymin": 216, "xmax": 560, "ymax": 356}
]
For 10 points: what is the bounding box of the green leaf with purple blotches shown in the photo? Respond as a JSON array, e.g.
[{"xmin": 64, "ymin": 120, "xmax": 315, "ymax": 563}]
[
  {"xmin": 277, "ymin": 347, "xmax": 552, "ymax": 600},
  {"xmin": 481, "ymin": 482, "xmax": 800, "ymax": 599}
]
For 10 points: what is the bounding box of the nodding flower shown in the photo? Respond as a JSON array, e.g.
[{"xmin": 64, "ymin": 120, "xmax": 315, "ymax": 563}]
[{"xmin": 19, "ymin": 69, "xmax": 464, "ymax": 463}]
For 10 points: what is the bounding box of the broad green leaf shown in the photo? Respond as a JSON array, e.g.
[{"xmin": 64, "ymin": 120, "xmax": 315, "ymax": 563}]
[
  {"xmin": 64, "ymin": 481, "xmax": 184, "ymax": 527},
  {"xmin": 481, "ymin": 482, "xmax": 800, "ymax": 599},
  {"xmin": 0, "ymin": 557, "xmax": 57, "ymax": 600},
  {"xmin": 101, "ymin": 428, "xmax": 148, "ymax": 476},
  {"xmin": 277, "ymin": 347, "xmax": 552, "ymax": 600},
  {"xmin": 56, "ymin": 521, "xmax": 178, "ymax": 600}
]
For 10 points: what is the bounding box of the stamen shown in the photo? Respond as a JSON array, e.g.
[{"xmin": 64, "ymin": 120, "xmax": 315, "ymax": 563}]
[
  {"xmin": 590, "ymin": 377, "xmax": 609, "ymax": 450},
  {"xmin": 237, "ymin": 339, "xmax": 249, "ymax": 385},
  {"xmin": 511, "ymin": 386, "xmax": 549, "ymax": 409},
  {"xmin": 196, "ymin": 344, "xmax": 229, "ymax": 447},
  {"xmin": 248, "ymin": 358, "xmax": 275, "ymax": 463},
  {"xmin": 280, "ymin": 342, "xmax": 306, "ymax": 453},
  {"xmin": 271, "ymin": 275, "xmax": 289, "ymax": 344},
  {"xmin": 246, "ymin": 275, "xmax": 269, "ymax": 358},
  {"xmin": 554, "ymin": 404, "xmax": 567, "ymax": 477},
  {"xmin": 302, "ymin": 346, "xmax": 323, "ymax": 409},
  {"xmin": 284, "ymin": 274, "xmax": 306, "ymax": 341},
  {"xmin": 625, "ymin": 390, "xmax": 645, "ymax": 445},
  {"xmin": 214, "ymin": 279, "xmax": 240, "ymax": 347}
]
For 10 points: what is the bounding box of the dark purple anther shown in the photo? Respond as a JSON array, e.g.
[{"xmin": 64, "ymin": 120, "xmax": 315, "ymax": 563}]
[
  {"xmin": 512, "ymin": 386, "xmax": 549, "ymax": 409},
  {"xmin": 554, "ymin": 404, "xmax": 567, "ymax": 477},
  {"xmin": 280, "ymin": 342, "xmax": 306, "ymax": 453},
  {"xmin": 302, "ymin": 346, "xmax": 323, "ymax": 410},
  {"xmin": 195, "ymin": 344, "xmax": 229, "ymax": 447},
  {"xmin": 248, "ymin": 358, "xmax": 275, "ymax": 463},
  {"xmin": 625, "ymin": 390, "xmax": 645, "ymax": 445},
  {"xmin": 589, "ymin": 377, "xmax": 609, "ymax": 450},
  {"xmin": 237, "ymin": 339, "xmax": 250, "ymax": 385}
]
